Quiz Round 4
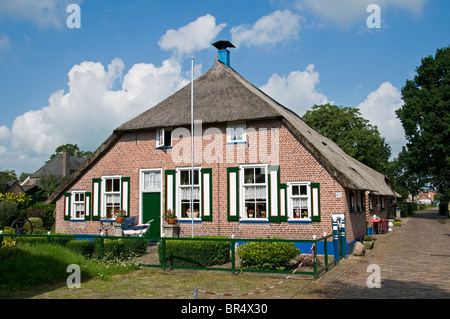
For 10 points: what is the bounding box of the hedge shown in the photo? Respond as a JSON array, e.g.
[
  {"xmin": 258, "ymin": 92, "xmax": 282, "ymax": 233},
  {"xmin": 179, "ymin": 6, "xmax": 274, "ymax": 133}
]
[
  {"xmin": 237, "ymin": 238, "xmax": 301, "ymax": 270},
  {"xmin": 397, "ymin": 201, "xmax": 417, "ymax": 217},
  {"xmin": 159, "ymin": 236, "xmax": 230, "ymax": 267}
]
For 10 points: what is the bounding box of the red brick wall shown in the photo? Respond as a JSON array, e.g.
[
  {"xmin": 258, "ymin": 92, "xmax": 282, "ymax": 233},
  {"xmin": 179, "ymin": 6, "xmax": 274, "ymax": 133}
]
[{"xmin": 55, "ymin": 119, "xmax": 373, "ymax": 242}]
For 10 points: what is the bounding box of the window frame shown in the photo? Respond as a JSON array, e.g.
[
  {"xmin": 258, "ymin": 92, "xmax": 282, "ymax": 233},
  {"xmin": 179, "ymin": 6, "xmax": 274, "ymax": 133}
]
[
  {"xmin": 101, "ymin": 175, "xmax": 122, "ymax": 219},
  {"xmin": 176, "ymin": 167, "xmax": 202, "ymax": 220},
  {"xmin": 226, "ymin": 122, "xmax": 246, "ymax": 144},
  {"xmin": 240, "ymin": 164, "xmax": 268, "ymax": 220},
  {"xmin": 71, "ymin": 190, "xmax": 86, "ymax": 221},
  {"xmin": 287, "ymin": 181, "xmax": 311, "ymax": 221},
  {"xmin": 156, "ymin": 128, "xmax": 172, "ymax": 148}
]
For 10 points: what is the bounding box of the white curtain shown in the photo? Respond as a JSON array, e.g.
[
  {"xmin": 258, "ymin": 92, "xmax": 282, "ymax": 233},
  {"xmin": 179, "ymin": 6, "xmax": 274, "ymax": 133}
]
[
  {"xmin": 105, "ymin": 194, "xmax": 120, "ymax": 204},
  {"xmin": 244, "ymin": 186, "xmax": 266, "ymax": 200},
  {"xmin": 180, "ymin": 187, "xmax": 200, "ymax": 201},
  {"xmin": 143, "ymin": 171, "xmax": 161, "ymax": 190}
]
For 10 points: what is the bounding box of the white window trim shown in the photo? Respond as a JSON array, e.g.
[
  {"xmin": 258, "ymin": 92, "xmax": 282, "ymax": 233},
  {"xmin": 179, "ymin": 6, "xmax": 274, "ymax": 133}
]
[
  {"xmin": 240, "ymin": 164, "xmax": 269, "ymax": 220},
  {"xmin": 287, "ymin": 181, "xmax": 311, "ymax": 221},
  {"xmin": 71, "ymin": 190, "xmax": 86, "ymax": 221},
  {"xmin": 140, "ymin": 169, "xmax": 162, "ymax": 193},
  {"xmin": 101, "ymin": 175, "xmax": 122, "ymax": 219},
  {"xmin": 226, "ymin": 122, "xmax": 246, "ymax": 144},
  {"xmin": 175, "ymin": 167, "xmax": 202, "ymax": 220},
  {"xmin": 156, "ymin": 128, "xmax": 172, "ymax": 148}
]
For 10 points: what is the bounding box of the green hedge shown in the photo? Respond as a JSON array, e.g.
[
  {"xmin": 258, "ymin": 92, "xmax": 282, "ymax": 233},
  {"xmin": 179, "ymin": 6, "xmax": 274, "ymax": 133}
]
[
  {"xmin": 11, "ymin": 235, "xmax": 148, "ymax": 261},
  {"xmin": 159, "ymin": 236, "xmax": 230, "ymax": 267},
  {"xmin": 397, "ymin": 201, "xmax": 417, "ymax": 217},
  {"xmin": 439, "ymin": 202, "xmax": 449, "ymax": 217},
  {"xmin": 237, "ymin": 238, "xmax": 301, "ymax": 271}
]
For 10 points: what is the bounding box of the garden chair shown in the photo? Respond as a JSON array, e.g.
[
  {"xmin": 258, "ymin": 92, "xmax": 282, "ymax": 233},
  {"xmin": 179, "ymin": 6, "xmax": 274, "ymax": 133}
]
[{"xmin": 121, "ymin": 216, "xmax": 153, "ymax": 236}]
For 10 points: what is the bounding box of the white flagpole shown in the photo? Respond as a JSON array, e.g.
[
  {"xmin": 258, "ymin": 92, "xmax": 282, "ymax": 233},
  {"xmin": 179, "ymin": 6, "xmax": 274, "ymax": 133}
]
[{"xmin": 191, "ymin": 56, "xmax": 194, "ymax": 238}]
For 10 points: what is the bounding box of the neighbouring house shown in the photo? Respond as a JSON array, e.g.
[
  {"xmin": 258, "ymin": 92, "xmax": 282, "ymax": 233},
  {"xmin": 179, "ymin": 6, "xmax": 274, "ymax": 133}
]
[
  {"xmin": 47, "ymin": 42, "xmax": 399, "ymax": 256},
  {"xmin": 22, "ymin": 150, "xmax": 86, "ymax": 202},
  {"xmin": 2, "ymin": 181, "xmax": 24, "ymax": 195}
]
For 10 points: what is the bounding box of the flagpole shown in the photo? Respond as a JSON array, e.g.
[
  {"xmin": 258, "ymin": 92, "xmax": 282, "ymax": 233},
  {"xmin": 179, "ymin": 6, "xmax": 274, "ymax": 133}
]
[{"xmin": 191, "ymin": 56, "xmax": 194, "ymax": 238}]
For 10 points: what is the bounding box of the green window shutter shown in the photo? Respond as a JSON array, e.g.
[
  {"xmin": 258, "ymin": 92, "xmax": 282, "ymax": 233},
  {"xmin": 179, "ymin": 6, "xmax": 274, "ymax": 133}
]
[
  {"xmin": 201, "ymin": 168, "xmax": 213, "ymax": 221},
  {"xmin": 227, "ymin": 167, "xmax": 239, "ymax": 221},
  {"xmin": 279, "ymin": 184, "xmax": 287, "ymax": 222},
  {"xmin": 84, "ymin": 192, "xmax": 91, "ymax": 221},
  {"xmin": 165, "ymin": 170, "xmax": 176, "ymax": 214},
  {"xmin": 268, "ymin": 166, "xmax": 280, "ymax": 222},
  {"xmin": 91, "ymin": 178, "xmax": 101, "ymax": 221},
  {"xmin": 64, "ymin": 193, "xmax": 71, "ymax": 221},
  {"xmin": 311, "ymin": 183, "xmax": 321, "ymax": 222},
  {"xmin": 121, "ymin": 177, "xmax": 130, "ymax": 216}
]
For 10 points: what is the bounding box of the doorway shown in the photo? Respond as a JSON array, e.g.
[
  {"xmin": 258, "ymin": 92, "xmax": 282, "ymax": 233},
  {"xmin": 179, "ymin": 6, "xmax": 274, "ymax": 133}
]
[{"xmin": 142, "ymin": 192, "xmax": 161, "ymax": 237}]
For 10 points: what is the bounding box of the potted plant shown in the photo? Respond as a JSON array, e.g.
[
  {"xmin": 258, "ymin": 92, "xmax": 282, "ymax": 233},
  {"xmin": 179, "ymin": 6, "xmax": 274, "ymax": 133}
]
[
  {"xmin": 164, "ymin": 209, "xmax": 177, "ymax": 224},
  {"xmin": 247, "ymin": 209, "xmax": 254, "ymax": 218},
  {"xmin": 363, "ymin": 235, "xmax": 374, "ymax": 249},
  {"xmin": 114, "ymin": 209, "xmax": 127, "ymax": 223}
]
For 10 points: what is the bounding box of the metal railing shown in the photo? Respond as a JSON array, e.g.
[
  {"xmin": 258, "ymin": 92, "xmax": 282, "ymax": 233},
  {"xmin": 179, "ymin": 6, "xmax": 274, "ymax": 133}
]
[{"xmin": 0, "ymin": 233, "xmax": 335, "ymax": 279}]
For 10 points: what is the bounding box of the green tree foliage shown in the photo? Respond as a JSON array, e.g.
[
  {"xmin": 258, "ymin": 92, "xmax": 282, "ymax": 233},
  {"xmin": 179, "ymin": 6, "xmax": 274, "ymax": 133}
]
[
  {"xmin": 302, "ymin": 104, "xmax": 391, "ymax": 174},
  {"xmin": 396, "ymin": 46, "xmax": 450, "ymax": 199},
  {"xmin": 49, "ymin": 143, "xmax": 92, "ymax": 160}
]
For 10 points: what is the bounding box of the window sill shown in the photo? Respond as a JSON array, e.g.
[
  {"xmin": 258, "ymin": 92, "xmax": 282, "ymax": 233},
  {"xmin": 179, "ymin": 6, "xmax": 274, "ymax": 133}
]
[
  {"xmin": 288, "ymin": 219, "xmax": 312, "ymax": 224},
  {"xmin": 156, "ymin": 146, "xmax": 172, "ymax": 150},
  {"xmin": 178, "ymin": 219, "xmax": 202, "ymax": 223},
  {"xmin": 240, "ymin": 219, "xmax": 269, "ymax": 224},
  {"xmin": 70, "ymin": 219, "xmax": 85, "ymax": 222},
  {"xmin": 226, "ymin": 141, "xmax": 246, "ymax": 145}
]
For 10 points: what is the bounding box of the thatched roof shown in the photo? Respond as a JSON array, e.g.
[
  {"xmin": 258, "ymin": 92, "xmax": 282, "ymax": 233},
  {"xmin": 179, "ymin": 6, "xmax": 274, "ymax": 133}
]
[{"xmin": 47, "ymin": 58, "xmax": 398, "ymax": 203}]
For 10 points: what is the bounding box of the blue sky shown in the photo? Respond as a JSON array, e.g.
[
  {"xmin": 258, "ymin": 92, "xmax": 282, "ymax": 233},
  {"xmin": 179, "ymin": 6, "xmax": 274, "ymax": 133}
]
[{"xmin": 0, "ymin": 0, "xmax": 448, "ymax": 175}]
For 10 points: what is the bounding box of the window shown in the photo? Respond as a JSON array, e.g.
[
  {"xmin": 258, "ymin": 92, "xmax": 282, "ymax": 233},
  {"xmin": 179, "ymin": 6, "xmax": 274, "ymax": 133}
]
[
  {"xmin": 142, "ymin": 170, "xmax": 161, "ymax": 191},
  {"xmin": 103, "ymin": 176, "xmax": 121, "ymax": 218},
  {"xmin": 288, "ymin": 182, "xmax": 310, "ymax": 219},
  {"xmin": 156, "ymin": 128, "xmax": 172, "ymax": 148},
  {"xmin": 72, "ymin": 191, "xmax": 85, "ymax": 220},
  {"xmin": 177, "ymin": 168, "xmax": 200, "ymax": 219},
  {"xmin": 242, "ymin": 166, "xmax": 267, "ymax": 219},
  {"xmin": 227, "ymin": 122, "xmax": 246, "ymax": 144}
]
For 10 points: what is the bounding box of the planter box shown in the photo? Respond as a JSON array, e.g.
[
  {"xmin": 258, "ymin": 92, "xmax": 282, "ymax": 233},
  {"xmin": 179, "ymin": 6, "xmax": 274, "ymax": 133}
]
[{"xmin": 363, "ymin": 240, "xmax": 374, "ymax": 250}]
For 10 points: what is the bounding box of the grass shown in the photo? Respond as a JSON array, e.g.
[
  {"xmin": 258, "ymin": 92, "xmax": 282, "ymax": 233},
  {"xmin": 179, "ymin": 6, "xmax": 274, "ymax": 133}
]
[{"xmin": 0, "ymin": 243, "xmax": 141, "ymax": 298}]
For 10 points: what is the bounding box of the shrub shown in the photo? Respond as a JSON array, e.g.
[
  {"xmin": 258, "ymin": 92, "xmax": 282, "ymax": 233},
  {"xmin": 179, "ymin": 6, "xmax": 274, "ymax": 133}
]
[
  {"xmin": 159, "ymin": 236, "xmax": 230, "ymax": 267},
  {"xmin": 0, "ymin": 200, "xmax": 19, "ymax": 228},
  {"xmin": 397, "ymin": 202, "xmax": 417, "ymax": 217},
  {"xmin": 439, "ymin": 202, "xmax": 449, "ymax": 217},
  {"xmin": 24, "ymin": 217, "xmax": 43, "ymax": 233},
  {"xmin": 94, "ymin": 238, "xmax": 148, "ymax": 261},
  {"xmin": 66, "ymin": 239, "xmax": 95, "ymax": 258},
  {"xmin": 237, "ymin": 237, "xmax": 300, "ymax": 270}
]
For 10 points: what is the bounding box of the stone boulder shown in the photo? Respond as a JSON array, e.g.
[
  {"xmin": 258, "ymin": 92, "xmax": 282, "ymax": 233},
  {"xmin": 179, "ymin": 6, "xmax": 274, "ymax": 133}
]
[{"xmin": 353, "ymin": 241, "xmax": 366, "ymax": 256}]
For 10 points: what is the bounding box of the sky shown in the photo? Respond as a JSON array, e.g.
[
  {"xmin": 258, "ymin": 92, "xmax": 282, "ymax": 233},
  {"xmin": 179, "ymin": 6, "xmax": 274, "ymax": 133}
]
[{"xmin": 0, "ymin": 0, "xmax": 448, "ymax": 176}]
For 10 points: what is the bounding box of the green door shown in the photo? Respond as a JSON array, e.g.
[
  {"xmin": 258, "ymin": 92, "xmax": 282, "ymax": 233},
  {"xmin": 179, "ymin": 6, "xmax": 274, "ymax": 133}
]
[{"xmin": 142, "ymin": 192, "xmax": 161, "ymax": 237}]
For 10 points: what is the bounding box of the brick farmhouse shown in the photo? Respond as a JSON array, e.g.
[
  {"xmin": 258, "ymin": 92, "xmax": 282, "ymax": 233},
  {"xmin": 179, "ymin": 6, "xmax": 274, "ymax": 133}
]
[{"xmin": 48, "ymin": 44, "xmax": 399, "ymax": 255}]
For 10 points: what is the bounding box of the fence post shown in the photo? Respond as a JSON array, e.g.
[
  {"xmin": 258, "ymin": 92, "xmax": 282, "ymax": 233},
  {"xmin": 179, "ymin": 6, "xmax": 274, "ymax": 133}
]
[
  {"xmin": 313, "ymin": 241, "xmax": 318, "ymax": 279},
  {"xmin": 324, "ymin": 237, "xmax": 328, "ymax": 269},
  {"xmin": 231, "ymin": 235, "xmax": 236, "ymax": 274},
  {"xmin": 161, "ymin": 236, "xmax": 166, "ymax": 270}
]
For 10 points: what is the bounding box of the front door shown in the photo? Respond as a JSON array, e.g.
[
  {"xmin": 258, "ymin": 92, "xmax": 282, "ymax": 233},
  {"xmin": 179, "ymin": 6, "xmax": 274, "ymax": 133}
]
[{"xmin": 142, "ymin": 192, "xmax": 161, "ymax": 237}]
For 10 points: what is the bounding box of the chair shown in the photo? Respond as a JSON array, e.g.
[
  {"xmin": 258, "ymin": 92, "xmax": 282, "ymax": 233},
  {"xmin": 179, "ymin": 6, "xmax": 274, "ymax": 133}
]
[{"xmin": 121, "ymin": 216, "xmax": 153, "ymax": 236}]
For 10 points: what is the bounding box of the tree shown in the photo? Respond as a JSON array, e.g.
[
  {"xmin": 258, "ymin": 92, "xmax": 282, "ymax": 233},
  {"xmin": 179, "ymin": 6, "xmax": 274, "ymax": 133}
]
[
  {"xmin": 49, "ymin": 144, "xmax": 92, "ymax": 160},
  {"xmin": 302, "ymin": 103, "xmax": 391, "ymax": 174},
  {"xmin": 396, "ymin": 46, "xmax": 450, "ymax": 199}
]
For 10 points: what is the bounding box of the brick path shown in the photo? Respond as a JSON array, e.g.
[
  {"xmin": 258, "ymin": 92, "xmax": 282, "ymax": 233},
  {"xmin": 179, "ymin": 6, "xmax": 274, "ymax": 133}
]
[{"xmin": 308, "ymin": 209, "xmax": 450, "ymax": 299}]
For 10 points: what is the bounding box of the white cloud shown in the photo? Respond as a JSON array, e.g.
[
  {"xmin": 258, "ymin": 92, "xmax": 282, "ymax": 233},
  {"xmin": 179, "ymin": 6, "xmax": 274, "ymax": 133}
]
[
  {"xmin": 158, "ymin": 14, "xmax": 226, "ymax": 54},
  {"xmin": 294, "ymin": 0, "xmax": 428, "ymax": 28},
  {"xmin": 260, "ymin": 64, "xmax": 330, "ymax": 116},
  {"xmin": 231, "ymin": 10, "xmax": 302, "ymax": 47},
  {"xmin": 0, "ymin": 0, "xmax": 82, "ymax": 28},
  {"xmin": 1, "ymin": 57, "xmax": 189, "ymax": 173},
  {"xmin": 357, "ymin": 82, "xmax": 406, "ymax": 158}
]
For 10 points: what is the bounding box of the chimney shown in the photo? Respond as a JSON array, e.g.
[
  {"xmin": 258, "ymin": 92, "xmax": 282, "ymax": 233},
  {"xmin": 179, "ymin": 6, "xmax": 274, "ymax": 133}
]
[
  {"xmin": 62, "ymin": 150, "xmax": 70, "ymax": 178},
  {"xmin": 212, "ymin": 40, "xmax": 235, "ymax": 67}
]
